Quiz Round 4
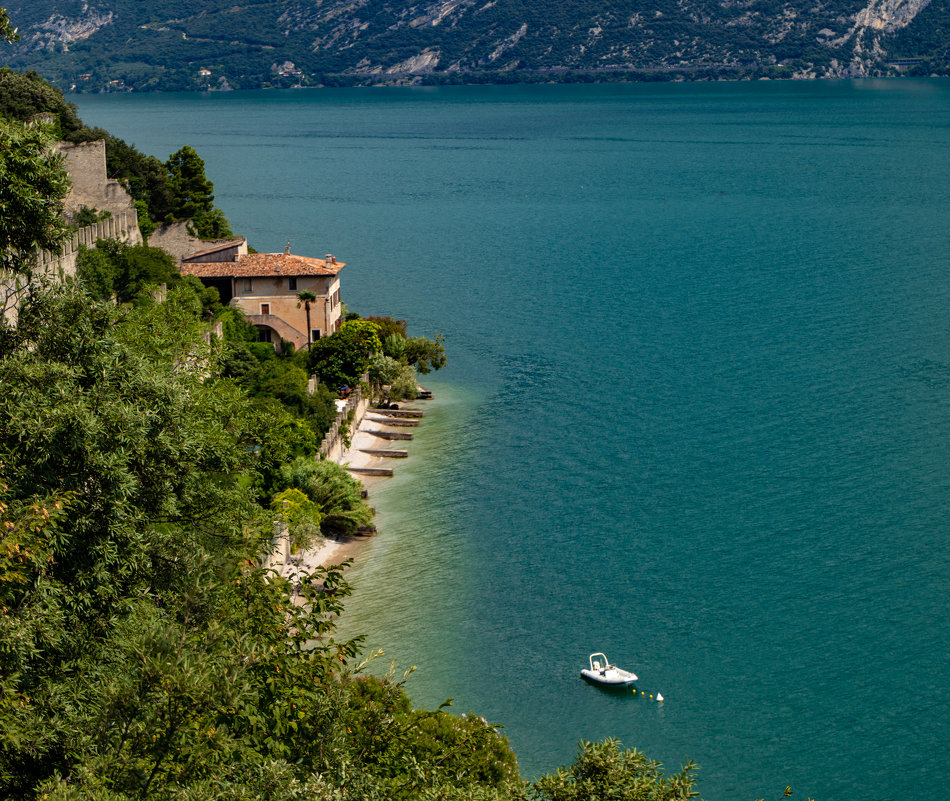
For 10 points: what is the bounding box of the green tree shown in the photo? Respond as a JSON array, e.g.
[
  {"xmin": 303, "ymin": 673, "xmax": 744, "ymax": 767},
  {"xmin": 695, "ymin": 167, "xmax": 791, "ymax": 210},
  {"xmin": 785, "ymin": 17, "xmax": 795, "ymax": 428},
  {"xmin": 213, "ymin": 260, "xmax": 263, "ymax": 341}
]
[
  {"xmin": 297, "ymin": 289, "xmax": 317, "ymax": 350},
  {"xmin": 383, "ymin": 332, "xmax": 408, "ymax": 360},
  {"xmin": 0, "ymin": 116, "xmax": 70, "ymax": 278},
  {"xmin": 83, "ymin": 239, "xmax": 179, "ymax": 303},
  {"xmin": 190, "ymin": 205, "xmax": 234, "ymax": 239},
  {"xmin": 270, "ymin": 486, "xmax": 323, "ymax": 550},
  {"xmin": 366, "ymin": 314, "xmax": 408, "ymax": 341},
  {"xmin": 74, "ymin": 244, "xmax": 118, "ymax": 299},
  {"xmin": 219, "ymin": 341, "xmax": 260, "ymax": 379},
  {"xmin": 404, "ymin": 333, "xmax": 447, "ymax": 374},
  {"xmin": 105, "ymin": 134, "xmax": 175, "ymax": 225},
  {"xmin": 0, "ymin": 281, "xmax": 256, "ymax": 795},
  {"xmin": 307, "ymin": 318, "xmax": 382, "ymax": 392},
  {"xmin": 368, "ymin": 352, "xmax": 418, "ymax": 401},
  {"xmin": 531, "ymin": 739, "xmax": 699, "ymax": 801},
  {"xmin": 251, "ymin": 359, "xmax": 311, "ymax": 410},
  {"xmin": 278, "ymin": 457, "xmax": 374, "ymax": 538},
  {"xmin": 165, "ymin": 145, "xmax": 215, "ymax": 221}
]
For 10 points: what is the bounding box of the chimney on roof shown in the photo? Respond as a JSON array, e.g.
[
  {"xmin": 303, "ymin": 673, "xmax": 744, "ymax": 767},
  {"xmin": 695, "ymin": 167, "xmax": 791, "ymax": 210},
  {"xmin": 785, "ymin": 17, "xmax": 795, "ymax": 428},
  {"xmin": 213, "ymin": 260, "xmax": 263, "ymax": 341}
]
[
  {"xmin": 325, "ymin": 253, "xmax": 335, "ymax": 264},
  {"xmin": 284, "ymin": 242, "xmax": 291, "ymax": 255}
]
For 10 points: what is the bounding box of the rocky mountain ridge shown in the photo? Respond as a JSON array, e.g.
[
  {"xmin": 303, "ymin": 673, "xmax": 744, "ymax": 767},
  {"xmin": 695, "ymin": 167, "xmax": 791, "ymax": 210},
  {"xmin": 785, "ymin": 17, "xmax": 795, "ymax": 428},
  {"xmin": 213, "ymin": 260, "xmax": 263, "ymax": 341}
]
[{"xmin": 3, "ymin": 0, "xmax": 947, "ymax": 91}]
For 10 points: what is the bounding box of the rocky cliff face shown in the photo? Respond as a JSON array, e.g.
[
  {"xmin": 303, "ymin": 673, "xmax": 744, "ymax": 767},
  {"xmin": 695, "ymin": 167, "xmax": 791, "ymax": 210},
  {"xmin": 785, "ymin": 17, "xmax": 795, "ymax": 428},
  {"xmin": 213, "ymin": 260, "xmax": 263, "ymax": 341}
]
[
  {"xmin": 22, "ymin": 3, "xmax": 113, "ymax": 50},
  {"xmin": 3, "ymin": 0, "xmax": 946, "ymax": 91}
]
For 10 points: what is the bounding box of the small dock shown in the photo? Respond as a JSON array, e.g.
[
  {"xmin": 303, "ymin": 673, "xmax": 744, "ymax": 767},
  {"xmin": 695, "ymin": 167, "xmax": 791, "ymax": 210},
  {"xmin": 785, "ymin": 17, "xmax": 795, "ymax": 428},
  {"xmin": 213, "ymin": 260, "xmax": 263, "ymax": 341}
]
[
  {"xmin": 368, "ymin": 429, "xmax": 413, "ymax": 441},
  {"xmin": 346, "ymin": 466, "xmax": 395, "ymax": 477},
  {"xmin": 367, "ymin": 416, "xmax": 419, "ymax": 427},
  {"xmin": 359, "ymin": 448, "xmax": 409, "ymax": 458},
  {"xmin": 372, "ymin": 409, "xmax": 424, "ymax": 419}
]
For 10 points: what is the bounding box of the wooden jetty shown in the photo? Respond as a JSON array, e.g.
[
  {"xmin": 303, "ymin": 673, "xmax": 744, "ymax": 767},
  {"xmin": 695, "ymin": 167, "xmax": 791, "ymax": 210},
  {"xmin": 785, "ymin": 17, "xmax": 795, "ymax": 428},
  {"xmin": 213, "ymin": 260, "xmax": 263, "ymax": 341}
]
[
  {"xmin": 367, "ymin": 416, "xmax": 419, "ymax": 427},
  {"xmin": 372, "ymin": 409, "xmax": 424, "ymax": 419},
  {"xmin": 368, "ymin": 430, "xmax": 413, "ymax": 441},
  {"xmin": 345, "ymin": 466, "xmax": 395, "ymax": 476},
  {"xmin": 359, "ymin": 449, "xmax": 409, "ymax": 458}
]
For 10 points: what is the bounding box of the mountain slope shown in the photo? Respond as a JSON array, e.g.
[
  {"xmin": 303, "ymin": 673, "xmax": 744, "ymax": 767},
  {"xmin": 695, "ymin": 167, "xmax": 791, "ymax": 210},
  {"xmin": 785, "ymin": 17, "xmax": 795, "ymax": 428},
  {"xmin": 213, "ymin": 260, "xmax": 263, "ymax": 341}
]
[{"xmin": 3, "ymin": 0, "xmax": 946, "ymax": 91}]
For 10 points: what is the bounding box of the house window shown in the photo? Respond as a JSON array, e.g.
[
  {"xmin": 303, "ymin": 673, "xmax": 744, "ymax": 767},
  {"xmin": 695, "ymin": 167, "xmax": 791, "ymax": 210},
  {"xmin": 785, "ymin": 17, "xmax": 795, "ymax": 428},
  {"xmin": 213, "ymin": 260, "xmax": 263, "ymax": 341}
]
[
  {"xmin": 242, "ymin": 278, "xmax": 252, "ymax": 292},
  {"xmin": 311, "ymin": 329, "xmax": 321, "ymax": 342},
  {"xmin": 260, "ymin": 303, "xmax": 270, "ymax": 315},
  {"xmin": 288, "ymin": 277, "xmax": 297, "ymax": 291}
]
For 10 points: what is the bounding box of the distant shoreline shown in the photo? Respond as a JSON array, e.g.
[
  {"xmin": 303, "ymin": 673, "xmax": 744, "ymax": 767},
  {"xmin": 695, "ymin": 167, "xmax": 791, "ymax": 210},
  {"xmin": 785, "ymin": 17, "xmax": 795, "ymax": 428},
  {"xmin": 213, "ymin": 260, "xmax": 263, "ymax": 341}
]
[{"xmin": 60, "ymin": 70, "xmax": 944, "ymax": 95}]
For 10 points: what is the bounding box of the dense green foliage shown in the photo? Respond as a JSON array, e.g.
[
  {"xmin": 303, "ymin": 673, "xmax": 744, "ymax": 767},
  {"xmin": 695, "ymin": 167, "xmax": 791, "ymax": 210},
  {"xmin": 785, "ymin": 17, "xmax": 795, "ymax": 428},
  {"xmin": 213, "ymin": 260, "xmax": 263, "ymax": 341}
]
[
  {"xmin": 308, "ymin": 318, "xmax": 383, "ymax": 393},
  {"xmin": 0, "ymin": 67, "xmax": 93, "ymax": 140},
  {"xmin": 76, "ymin": 240, "xmax": 179, "ymax": 303},
  {"xmin": 227, "ymin": 344, "xmax": 338, "ymax": 477},
  {"xmin": 278, "ymin": 457, "xmax": 375, "ymax": 538},
  {"xmin": 311, "ymin": 314, "xmax": 446, "ymax": 401},
  {"xmin": 3, "ymin": 0, "xmax": 948, "ymax": 91},
  {"xmin": 0, "ymin": 114, "xmax": 69, "ymax": 276},
  {"xmin": 533, "ymin": 740, "xmax": 698, "ymax": 801},
  {"xmin": 0, "ymin": 279, "xmax": 523, "ymax": 800}
]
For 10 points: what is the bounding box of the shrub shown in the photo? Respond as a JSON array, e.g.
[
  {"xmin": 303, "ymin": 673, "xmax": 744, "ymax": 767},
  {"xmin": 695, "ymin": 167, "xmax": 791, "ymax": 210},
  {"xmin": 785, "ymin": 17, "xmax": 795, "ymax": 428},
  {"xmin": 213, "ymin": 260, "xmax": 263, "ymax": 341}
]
[{"xmin": 278, "ymin": 457, "xmax": 373, "ymax": 538}]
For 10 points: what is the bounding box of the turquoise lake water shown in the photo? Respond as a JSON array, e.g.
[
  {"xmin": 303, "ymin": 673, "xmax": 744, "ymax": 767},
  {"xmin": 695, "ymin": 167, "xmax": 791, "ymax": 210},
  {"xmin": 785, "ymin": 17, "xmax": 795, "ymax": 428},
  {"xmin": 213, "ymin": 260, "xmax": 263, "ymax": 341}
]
[{"xmin": 74, "ymin": 80, "xmax": 950, "ymax": 800}]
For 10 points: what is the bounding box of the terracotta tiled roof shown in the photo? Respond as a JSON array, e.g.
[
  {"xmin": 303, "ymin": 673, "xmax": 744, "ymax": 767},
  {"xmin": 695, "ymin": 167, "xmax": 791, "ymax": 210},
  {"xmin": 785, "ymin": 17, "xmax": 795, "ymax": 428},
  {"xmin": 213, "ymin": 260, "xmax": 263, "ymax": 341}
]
[
  {"xmin": 180, "ymin": 252, "xmax": 345, "ymax": 278},
  {"xmin": 183, "ymin": 239, "xmax": 246, "ymax": 261}
]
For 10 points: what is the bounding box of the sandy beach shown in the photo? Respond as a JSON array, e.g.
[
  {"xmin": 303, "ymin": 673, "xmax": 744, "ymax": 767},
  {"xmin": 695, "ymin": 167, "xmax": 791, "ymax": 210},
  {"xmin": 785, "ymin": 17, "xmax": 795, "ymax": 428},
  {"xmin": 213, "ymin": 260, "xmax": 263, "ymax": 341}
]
[{"xmin": 302, "ymin": 406, "xmax": 412, "ymax": 569}]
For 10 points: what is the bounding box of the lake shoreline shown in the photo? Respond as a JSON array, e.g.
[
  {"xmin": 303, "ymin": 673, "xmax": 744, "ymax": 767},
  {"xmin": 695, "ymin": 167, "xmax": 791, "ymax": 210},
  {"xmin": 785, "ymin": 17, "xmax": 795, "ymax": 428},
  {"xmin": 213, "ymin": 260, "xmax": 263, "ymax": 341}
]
[{"xmin": 305, "ymin": 401, "xmax": 424, "ymax": 570}]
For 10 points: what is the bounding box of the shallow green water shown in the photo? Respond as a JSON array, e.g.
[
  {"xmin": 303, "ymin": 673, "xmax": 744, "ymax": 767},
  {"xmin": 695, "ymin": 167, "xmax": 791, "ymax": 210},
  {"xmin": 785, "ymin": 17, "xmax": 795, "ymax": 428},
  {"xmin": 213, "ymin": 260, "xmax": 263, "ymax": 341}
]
[{"xmin": 75, "ymin": 79, "xmax": 950, "ymax": 800}]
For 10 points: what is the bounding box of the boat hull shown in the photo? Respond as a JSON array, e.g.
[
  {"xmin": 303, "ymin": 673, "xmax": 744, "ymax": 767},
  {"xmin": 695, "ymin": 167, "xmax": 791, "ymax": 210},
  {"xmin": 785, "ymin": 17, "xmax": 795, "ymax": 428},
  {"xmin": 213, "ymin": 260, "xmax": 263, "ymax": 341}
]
[{"xmin": 580, "ymin": 667, "xmax": 638, "ymax": 687}]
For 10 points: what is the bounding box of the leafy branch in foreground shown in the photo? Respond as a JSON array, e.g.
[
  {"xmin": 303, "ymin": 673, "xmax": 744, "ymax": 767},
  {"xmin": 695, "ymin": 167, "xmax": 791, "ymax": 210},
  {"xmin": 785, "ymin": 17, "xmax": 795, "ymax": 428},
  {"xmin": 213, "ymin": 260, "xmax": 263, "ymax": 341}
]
[
  {"xmin": 0, "ymin": 7, "xmax": 16, "ymax": 43},
  {"xmin": 0, "ymin": 116, "xmax": 70, "ymax": 278},
  {"xmin": 531, "ymin": 739, "xmax": 700, "ymax": 801}
]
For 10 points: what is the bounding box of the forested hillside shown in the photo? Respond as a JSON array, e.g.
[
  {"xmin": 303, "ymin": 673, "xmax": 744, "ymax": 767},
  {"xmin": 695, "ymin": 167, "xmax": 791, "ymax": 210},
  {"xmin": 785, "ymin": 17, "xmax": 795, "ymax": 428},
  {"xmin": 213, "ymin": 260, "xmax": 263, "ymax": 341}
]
[{"xmin": 2, "ymin": 0, "xmax": 947, "ymax": 91}]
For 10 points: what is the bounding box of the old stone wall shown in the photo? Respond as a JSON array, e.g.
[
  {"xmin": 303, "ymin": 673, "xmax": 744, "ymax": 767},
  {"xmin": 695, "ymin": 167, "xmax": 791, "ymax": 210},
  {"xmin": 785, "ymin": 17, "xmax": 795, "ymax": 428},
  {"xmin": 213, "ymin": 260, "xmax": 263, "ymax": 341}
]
[
  {"xmin": 148, "ymin": 221, "xmax": 240, "ymax": 264},
  {"xmin": 319, "ymin": 383, "xmax": 371, "ymax": 462},
  {"xmin": 34, "ymin": 209, "xmax": 143, "ymax": 279},
  {"xmin": 56, "ymin": 140, "xmax": 137, "ymax": 218}
]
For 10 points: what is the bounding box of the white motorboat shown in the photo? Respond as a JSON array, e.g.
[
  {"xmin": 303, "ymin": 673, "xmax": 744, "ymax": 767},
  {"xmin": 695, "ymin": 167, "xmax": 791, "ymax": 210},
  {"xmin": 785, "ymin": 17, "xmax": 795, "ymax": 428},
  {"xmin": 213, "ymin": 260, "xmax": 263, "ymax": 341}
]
[{"xmin": 580, "ymin": 652, "xmax": 638, "ymax": 687}]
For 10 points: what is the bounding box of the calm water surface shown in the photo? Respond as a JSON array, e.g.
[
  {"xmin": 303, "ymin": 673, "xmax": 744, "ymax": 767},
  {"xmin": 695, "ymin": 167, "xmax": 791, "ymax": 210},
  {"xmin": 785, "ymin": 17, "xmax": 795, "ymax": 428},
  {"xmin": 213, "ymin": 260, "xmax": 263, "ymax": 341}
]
[{"xmin": 75, "ymin": 80, "xmax": 950, "ymax": 800}]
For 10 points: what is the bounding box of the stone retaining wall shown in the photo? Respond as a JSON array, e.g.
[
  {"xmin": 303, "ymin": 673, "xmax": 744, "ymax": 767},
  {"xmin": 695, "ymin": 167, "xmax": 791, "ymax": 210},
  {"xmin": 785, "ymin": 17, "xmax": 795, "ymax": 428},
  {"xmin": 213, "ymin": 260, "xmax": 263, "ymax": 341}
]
[
  {"xmin": 35, "ymin": 209, "xmax": 143, "ymax": 279},
  {"xmin": 319, "ymin": 381, "xmax": 371, "ymax": 462}
]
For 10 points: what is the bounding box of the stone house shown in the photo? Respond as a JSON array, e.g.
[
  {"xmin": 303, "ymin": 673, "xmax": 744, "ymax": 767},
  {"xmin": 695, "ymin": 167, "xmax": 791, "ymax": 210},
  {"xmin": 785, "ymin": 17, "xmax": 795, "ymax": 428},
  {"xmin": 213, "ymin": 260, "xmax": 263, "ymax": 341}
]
[{"xmin": 181, "ymin": 243, "xmax": 344, "ymax": 351}]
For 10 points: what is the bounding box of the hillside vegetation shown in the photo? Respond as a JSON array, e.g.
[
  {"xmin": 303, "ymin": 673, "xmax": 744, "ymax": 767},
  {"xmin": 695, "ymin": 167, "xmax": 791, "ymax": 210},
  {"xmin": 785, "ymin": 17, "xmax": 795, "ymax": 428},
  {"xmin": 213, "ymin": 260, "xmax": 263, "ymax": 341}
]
[{"xmin": 2, "ymin": 0, "xmax": 948, "ymax": 91}]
